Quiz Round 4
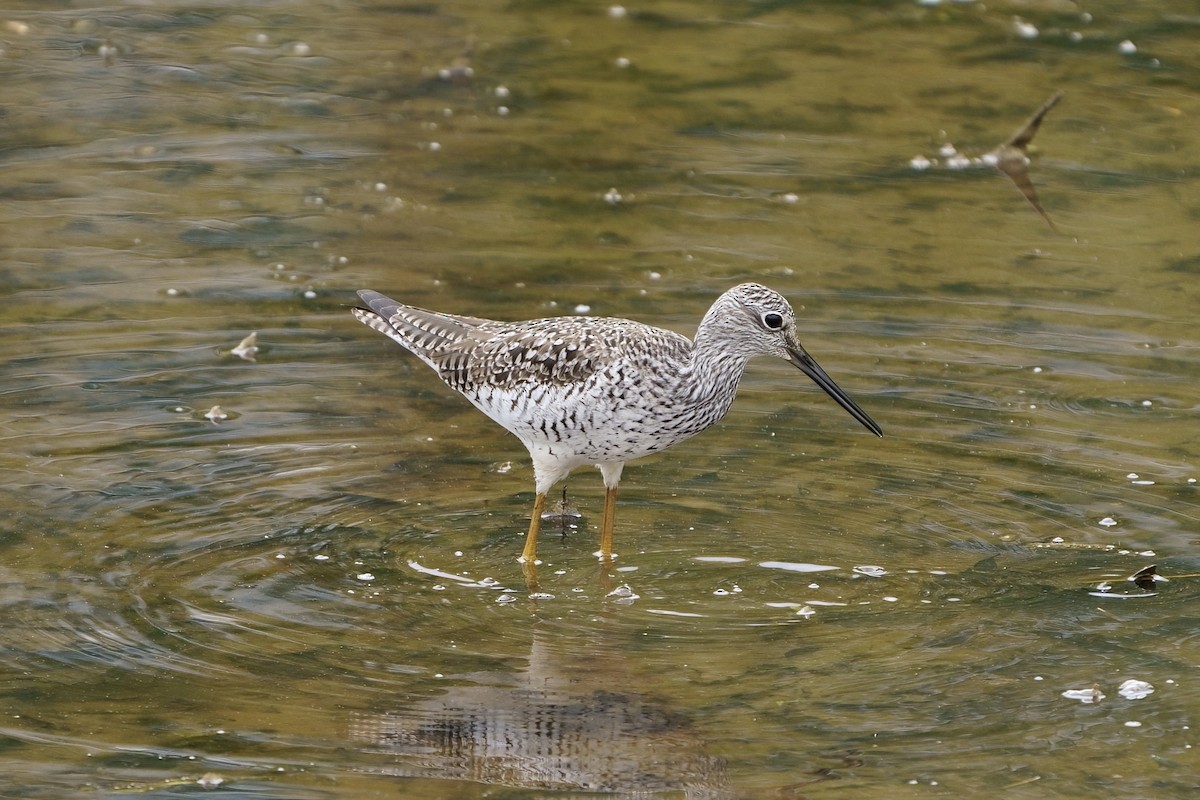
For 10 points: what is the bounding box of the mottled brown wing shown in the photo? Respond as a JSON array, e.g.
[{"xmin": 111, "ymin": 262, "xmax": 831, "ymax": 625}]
[{"xmin": 438, "ymin": 318, "xmax": 624, "ymax": 392}]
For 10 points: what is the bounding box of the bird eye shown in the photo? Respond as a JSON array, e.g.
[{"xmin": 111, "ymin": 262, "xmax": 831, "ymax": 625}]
[{"xmin": 763, "ymin": 312, "xmax": 784, "ymax": 330}]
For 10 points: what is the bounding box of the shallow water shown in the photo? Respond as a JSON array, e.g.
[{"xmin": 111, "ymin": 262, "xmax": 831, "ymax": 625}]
[{"xmin": 1, "ymin": 1, "xmax": 1198, "ymax": 797}]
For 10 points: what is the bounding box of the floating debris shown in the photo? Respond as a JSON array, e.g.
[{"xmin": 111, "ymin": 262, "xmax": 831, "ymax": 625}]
[
  {"xmin": 196, "ymin": 772, "xmax": 224, "ymax": 789},
  {"xmin": 1089, "ymin": 563, "xmax": 1166, "ymax": 599},
  {"xmin": 986, "ymin": 91, "xmax": 1064, "ymax": 231},
  {"xmin": 541, "ymin": 490, "xmax": 583, "ymax": 526},
  {"xmin": 1062, "ymin": 686, "xmax": 1104, "ymax": 704},
  {"xmin": 435, "ymin": 57, "xmax": 474, "ymax": 84},
  {"xmin": 1118, "ymin": 679, "xmax": 1154, "ymax": 700},
  {"xmin": 231, "ymin": 331, "xmax": 258, "ymax": 362},
  {"xmin": 606, "ymin": 583, "xmax": 640, "ymax": 603},
  {"xmin": 204, "ymin": 405, "xmax": 228, "ymax": 424},
  {"xmin": 1129, "ymin": 564, "xmax": 1164, "ymax": 592},
  {"xmin": 911, "ymin": 91, "xmax": 1064, "ymax": 231}
]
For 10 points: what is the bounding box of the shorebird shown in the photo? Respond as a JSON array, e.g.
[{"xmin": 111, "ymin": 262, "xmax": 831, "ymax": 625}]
[{"xmin": 353, "ymin": 283, "xmax": 882, "ymax": 563}]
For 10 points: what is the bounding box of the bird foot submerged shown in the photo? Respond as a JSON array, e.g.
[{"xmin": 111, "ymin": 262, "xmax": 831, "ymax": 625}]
[{"xmin": 353, "ymin": 283, "xmax": 882, "ymax": 567}]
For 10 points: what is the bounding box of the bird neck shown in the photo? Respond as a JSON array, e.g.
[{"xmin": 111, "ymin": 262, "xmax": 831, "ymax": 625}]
[{"xmin": 679, "ymin": 327, "xmax": 752, "ymax": 408}]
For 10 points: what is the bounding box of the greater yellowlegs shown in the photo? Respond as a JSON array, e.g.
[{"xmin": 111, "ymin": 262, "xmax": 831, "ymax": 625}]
[{"xmin": 353, "ymin": 283, "xmax": 882, "ymax": 563}]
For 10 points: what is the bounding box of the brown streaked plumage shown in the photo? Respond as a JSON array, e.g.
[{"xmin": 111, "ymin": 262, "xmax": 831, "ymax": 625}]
[{"xmin": 353, "ymin": 283, "xmax": 882, "ymax": 564}]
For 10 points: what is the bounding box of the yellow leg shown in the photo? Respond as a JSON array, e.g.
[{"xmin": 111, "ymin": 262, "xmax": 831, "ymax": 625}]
[
  {"xmin": 520, "ymin": 493, "xmax": 546, "ymax": 564},
  {"xmin": 598, "ymin": 486, "xmax": 618, "ymax": 560}
]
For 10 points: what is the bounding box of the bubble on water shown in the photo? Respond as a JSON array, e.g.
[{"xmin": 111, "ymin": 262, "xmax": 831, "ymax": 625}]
[
  {"xmin": 1118, "ymin": 679, "xmax": 1154, "ymax": 700},
  {"xmin": 357, "ymin": 573, "xmax": 375, "ymax": 581},
  {"xmin": 909, "ymin": 154, "xmax": 932, "ymax": 170},
  {"xmin": 1013, "ymin": 18, "xmax": 1039, "ymax": 39},
  {"xmin": 853, "ymin": 565, "xmax": 888, "ymax": 577},
  {"xmin": 1118, "ymin": 39, "xmax": 1137, "ymax": 54},
  {"xmin": 1098, "ymin": 517, "xmax": 1117, "ymax": 527}
]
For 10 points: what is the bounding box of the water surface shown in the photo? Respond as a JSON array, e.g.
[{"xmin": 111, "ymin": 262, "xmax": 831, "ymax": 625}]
[{"xmin": 1, "ymin": 1, "xmax": 1197, "ymax": 797}]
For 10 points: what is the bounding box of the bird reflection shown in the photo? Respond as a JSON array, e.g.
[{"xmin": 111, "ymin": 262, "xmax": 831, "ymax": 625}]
[{"xmin": 350, "ymin": 625, "xmax": 730, "ymax": 797}]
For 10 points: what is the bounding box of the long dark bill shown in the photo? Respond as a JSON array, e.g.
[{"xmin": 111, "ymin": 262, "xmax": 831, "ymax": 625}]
[{"xmin": 788, "ymin": 346, "xmax": 883, "ymax": 438}]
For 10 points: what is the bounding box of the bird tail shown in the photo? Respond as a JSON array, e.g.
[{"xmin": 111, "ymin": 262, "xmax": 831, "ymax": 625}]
[{"xmin": 353, "ymin": 290, "xmax": 494, "ymax": 370}]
